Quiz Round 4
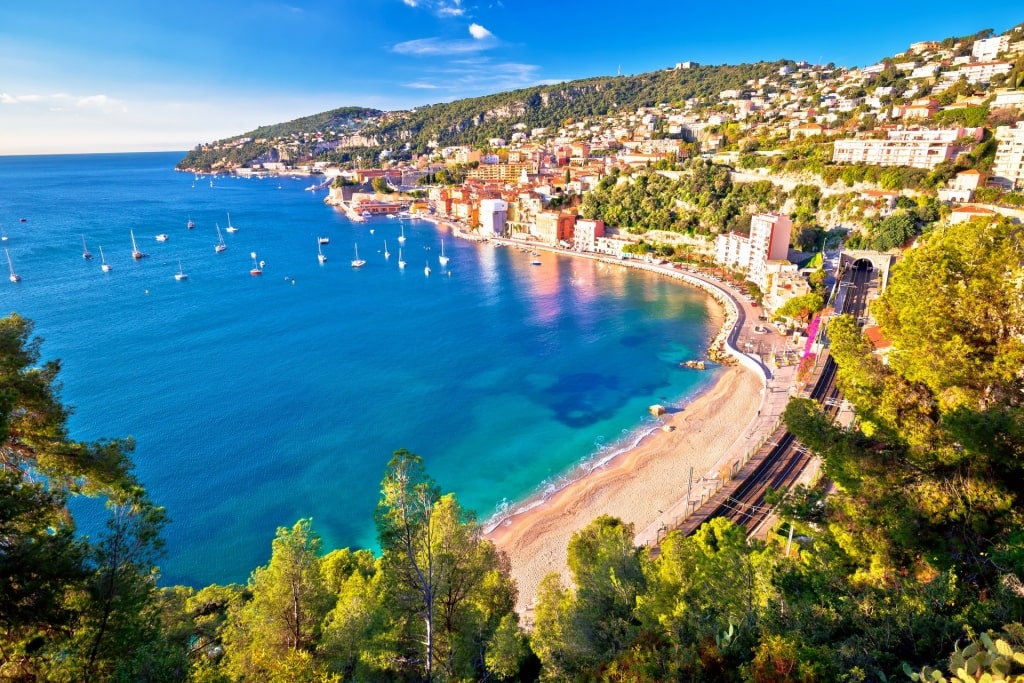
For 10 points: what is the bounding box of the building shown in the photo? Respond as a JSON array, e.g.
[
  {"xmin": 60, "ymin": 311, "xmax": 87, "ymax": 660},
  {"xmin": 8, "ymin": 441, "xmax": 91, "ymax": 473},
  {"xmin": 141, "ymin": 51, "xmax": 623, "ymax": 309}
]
[
  {"xmin": 832, "ymin": 127, "xmax": 982, "ymax": 170},
  {"xmin": 949, "ymin": 205, "xmax": 999, "ymax": 224},
  {"xmin": 955, "ymin": 61, "xmax": 1013, "ymax": 84},
  {"xmin": 478, "ymin": 199, "xmax": 508, "ymax": 236},
  {"xmin": 714, "ymin": 212, "xmax": 793, "ymax": 290},
  {"xmin": 992, "ymin": 121, "xmax": 1024, "ymax": 189},
  {"xmin": 972, "ymin": 35, "xmax": 1010, "ymax": 61},
  {"xmin": 572, "ymin": 218, "xmax": 606, "ymax": 252}
]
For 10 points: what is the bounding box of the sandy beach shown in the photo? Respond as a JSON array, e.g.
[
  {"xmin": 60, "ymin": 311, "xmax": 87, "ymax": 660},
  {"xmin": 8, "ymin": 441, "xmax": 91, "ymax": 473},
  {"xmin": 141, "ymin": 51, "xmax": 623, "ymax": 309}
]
[{"xmin": 486, "ymin": 362, "xmax": 762, "ymax": 615}]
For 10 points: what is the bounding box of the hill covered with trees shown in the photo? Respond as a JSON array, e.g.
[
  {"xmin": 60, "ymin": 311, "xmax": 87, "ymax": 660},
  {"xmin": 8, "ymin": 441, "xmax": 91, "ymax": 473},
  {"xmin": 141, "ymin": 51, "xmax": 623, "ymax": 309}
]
[{"xmin": 177, "ymin": 61, "xmax": 791, "ymax": 171}]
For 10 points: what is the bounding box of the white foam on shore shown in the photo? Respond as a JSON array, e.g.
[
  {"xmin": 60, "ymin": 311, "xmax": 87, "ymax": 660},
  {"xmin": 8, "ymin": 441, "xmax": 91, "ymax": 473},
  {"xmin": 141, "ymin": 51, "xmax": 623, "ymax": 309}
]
[{"xmin": 482, "ymin": 381, "xmax": 715, "ymax": 534}]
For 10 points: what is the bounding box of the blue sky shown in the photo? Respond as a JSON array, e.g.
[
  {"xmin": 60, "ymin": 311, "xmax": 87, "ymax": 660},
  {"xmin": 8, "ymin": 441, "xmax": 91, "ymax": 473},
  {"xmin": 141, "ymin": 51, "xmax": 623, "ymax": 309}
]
[{"xmin": 0, "ymin": 1, "xmax": 1020, "ymax": 154}]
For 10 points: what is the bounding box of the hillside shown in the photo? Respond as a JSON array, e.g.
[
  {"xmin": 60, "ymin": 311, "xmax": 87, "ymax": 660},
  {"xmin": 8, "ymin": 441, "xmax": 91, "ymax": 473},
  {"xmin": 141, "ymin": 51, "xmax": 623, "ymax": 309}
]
[{"xmin": 176, "ymin": 61, "xmax": 791, "ymax": 171}]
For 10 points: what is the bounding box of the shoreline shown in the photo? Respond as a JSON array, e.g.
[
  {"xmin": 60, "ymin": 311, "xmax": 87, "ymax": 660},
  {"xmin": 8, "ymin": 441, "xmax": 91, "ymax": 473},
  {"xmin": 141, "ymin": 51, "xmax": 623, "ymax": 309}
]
[{"xmin": 423, "ymin": 216, "xmax": 797, "ymax": 617}]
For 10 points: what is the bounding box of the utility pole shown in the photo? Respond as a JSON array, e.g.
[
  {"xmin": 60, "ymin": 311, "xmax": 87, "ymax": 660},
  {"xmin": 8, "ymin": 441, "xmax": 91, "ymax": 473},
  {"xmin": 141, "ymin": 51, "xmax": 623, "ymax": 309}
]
[{"xmin": 685, "ymin": 466, "xmax": 693, "ymax": 515}]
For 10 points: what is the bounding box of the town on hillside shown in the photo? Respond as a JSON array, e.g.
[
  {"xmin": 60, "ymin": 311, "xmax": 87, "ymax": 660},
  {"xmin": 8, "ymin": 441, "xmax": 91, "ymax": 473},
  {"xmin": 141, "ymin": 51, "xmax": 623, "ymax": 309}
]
[{"xmin": 185, "ymin": 24, "xmax": 1024, "ymax": 337}]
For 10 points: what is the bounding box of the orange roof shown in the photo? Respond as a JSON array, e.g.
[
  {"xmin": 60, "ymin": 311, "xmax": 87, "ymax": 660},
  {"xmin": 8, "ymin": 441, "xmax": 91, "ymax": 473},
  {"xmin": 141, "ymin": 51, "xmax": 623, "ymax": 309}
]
[
  {"xmin": 952, "ymin": 205, "xmax": 997, "ymax": 215},
  {"xmin": 957, "ymin": 169, "xmax": 982, "ymax": 175},
  {"xmin": 863, "ymin": 325, "xmax": 892, "ymax": 350}
]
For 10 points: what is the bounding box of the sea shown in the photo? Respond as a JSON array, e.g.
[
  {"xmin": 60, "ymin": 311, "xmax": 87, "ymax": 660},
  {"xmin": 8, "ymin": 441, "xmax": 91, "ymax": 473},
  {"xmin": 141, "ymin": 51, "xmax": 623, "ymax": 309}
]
[{"xmin": 0, "ymin": 151, "xmax": 721, "ymax": 588}]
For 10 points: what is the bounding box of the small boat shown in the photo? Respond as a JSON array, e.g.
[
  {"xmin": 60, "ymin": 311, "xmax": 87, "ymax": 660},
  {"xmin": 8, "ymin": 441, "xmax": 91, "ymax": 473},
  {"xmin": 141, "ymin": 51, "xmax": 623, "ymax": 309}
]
[
  {"xmin": 1, "ymin": 227, "xmax": 7, "ymax": 242},
  {"xmin": 383, "ymin": 239, "xmax": 391, "ymax": 259},
  {"xmin": 318, "ymin": 236, "xmax": 329, "ymax": 245},
  {"xmin": 187, "ymin": 216, "xmax": 195, "ymax": 229},
  {"xmin": 424, "ymin": 261, "xmax": 431, "ymax": 276},
  {"xmin": 99, "ymin": 245, "xmax": 112, "ymax": 272},
  {"xmin": 6, "ymin": 248, "xmax": 20, "ymax": 282},
  {"xmin": 81, "ymin": 235, "xmax": 93, "ymax": 259},
  {"xmin": 398, "ymin": 247, "xmax": 406, "ymax": 270},
  {"xmin": 174, "ymin": 260, "xmax": 188, "ymax": 281},
  {"xmin": 225, "ymin": 213, "xmax": 238, "ymax": 233},
  {"xmin": 361, "ymin": 210, "xmax": 372, "ymax": 219},
  {"xmin": 130, "ymin": 230, "xmax": 148, "ymax": 259},
  {"xmin": 317, "ymin": 240, "xmax": 327, "ymax": 264},
  {"xmin": 398, "ymin": 224, "xmax": 406, "ymax": 244},
  {"xmin": 215, "ymin": 224, "xmax": 227, "ymax": 253},
  {"xmin": 531, "ymin": 256, "xmax": 542, "ymax": 266},
  {"xmin": 155, "ymin": 234, "xmax": 169, "ymax": 242},
  {"xmin": 370, "ymin": 228, "xmax": 375, "ymax": 234},
  {"xmin": 351, "ymin": 243, "xmax": 366, "ymax": 268},
  {"xmin": 438, "ymin": 239, "xmax": 449, "ymax": 267},
  {"xmin": 19, "ymin": 218, "xmax": 26, "ymax": 223},
  {"xmin": 209, "ymin": 179, "xmax": 214, "ymax": 188},
  {"xmin": 250, "ymin": 251, "xmax": 263, "ymax": 276}
]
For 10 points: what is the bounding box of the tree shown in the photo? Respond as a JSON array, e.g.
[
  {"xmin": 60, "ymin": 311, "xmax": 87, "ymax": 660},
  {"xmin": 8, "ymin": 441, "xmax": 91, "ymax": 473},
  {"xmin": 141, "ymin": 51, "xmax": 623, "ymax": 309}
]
[
  {"xmin": 375, "ymin": 449, "xmax": 521, "ymax": 682},
  {"xmin": 532, "ymin": 516, "xmax": 647, "ymax": 678},
  {"xmin": 774, "ymin": 292, "xmax": 825, "ymax": 324},
  {"xmin": 222, "ymin": 519, "xmax": 333, "ymax": 680},
  {"xmin": 371, "ymin": 177, "xmax": 391, "ymax": 194}
]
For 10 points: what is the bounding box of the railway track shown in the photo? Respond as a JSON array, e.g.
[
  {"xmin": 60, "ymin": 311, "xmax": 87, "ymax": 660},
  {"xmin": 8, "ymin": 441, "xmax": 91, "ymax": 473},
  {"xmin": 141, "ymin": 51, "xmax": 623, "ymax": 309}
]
[{"xmin": 672, "ymin": 261, "xmax": 872, "ymax": 539}]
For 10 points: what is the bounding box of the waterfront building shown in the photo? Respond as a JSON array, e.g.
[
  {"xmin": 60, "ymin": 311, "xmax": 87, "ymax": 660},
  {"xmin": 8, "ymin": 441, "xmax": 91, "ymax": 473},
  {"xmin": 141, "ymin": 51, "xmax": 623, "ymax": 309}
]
[
  {"xmin": 572, "ymin": 218, "xmax": 606, "ymax": 252},
  {"xmin": 478, "ymin": 199, "xmax": 509, "ymax": 236},
  {"xmin": 714, "ymin": 212, "xmax": 793, "ymax": 290}
]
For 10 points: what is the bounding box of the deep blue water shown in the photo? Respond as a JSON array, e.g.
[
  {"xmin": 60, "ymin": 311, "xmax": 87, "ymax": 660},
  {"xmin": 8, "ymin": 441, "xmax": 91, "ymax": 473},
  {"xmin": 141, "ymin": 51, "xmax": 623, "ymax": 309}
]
[{"xmin": 0, "ymin": 152, "xmax": 720, "ymax": 587}]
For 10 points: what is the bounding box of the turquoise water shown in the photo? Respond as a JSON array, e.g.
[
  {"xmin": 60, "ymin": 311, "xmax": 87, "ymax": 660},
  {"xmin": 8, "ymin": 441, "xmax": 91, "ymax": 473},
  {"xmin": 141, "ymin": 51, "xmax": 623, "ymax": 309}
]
[{"xmin": 0, "ymin": 152, "xmax": 720, "ymax": 587}]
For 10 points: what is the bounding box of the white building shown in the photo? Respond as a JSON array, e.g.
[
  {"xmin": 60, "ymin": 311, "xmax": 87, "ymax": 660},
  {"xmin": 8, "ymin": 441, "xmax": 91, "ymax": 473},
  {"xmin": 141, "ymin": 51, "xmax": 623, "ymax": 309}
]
[
  {"xmin": 993, "ymin": 121, "xmax": 1024, "ymax": 189},
  {"xmin": 972, "ymin": 35, "xmax": 1010, "ymax": 62},
  {"xmin": 714, "ymin": 212, "xmax": 793, "ymax": 290},
  {"xmin": 832, "ymin": 128, "xmax": 982, "ymax": 170},
  {"xmin": 478, "ymin": 199, "xmax": 509, "ymax": 236}
]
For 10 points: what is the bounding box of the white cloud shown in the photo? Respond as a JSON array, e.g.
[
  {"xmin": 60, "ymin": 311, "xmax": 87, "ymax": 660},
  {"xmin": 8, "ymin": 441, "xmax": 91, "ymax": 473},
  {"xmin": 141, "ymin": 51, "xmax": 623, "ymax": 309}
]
[
  {"xmin": 404, "ymin": 81, "xmax": 442, "ymax": 89},
  {"xmin": 468, "ymin": 23, "xmax": 492, "ymax": 40},
  {"xmin": 402, "ymin": 0, "xmax": 418, "ymax": 5},
  {"xmin": 393, "ymin": 36, "xmax": 494, "ymax": 56},
  {"xmin": 437, "ymin": 6, "xmax": 464, "ymax": 16}
]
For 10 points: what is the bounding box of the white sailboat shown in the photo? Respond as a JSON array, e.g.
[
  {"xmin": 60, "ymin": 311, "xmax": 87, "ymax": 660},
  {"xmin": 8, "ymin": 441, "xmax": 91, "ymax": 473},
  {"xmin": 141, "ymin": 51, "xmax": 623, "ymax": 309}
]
[
  {"xmin": 250, "ymin": 251, "xmax": 263, "ymax": 276},
  {"xmin": 6, "ymin": 248, "xmax": 20, "ymax": 282},
  {"xmin": 187, "ymin": 215, "xmax": 195, "ymax": 229},
  {"xmin": 174, "ymin": 260, "xmax": 188, "ymax": 281},
  {"xmin": 1, "ymin": 226, "xmax": 8, "ymax": 242},
  {"xmin": 81, "ymin": 235, "xmax": 93, "ymax": 260},
  {"xmin": 130, "ymin": 230, "xmax": 147, "ymax": 259},
  {"xmin": 383, "ymin": 239, "xmax": 390, "ymax": 259},
  {"xmin": 398, "ymin": 247, "xmax": 406, "ymax": 270},
  {"xmin": 215, "ymin": 224, "xmax": 227, "ymax": 253},
  {"xmin": 99, "ymin": 245, "xmax": 112, "ymax": 272},
  {"xmin": 398, "ymin": 223, "xmax": 406, "ymax": 244},
  {"xmin": 225, "ymin": 213, "xmax": 238, "ymax": 233},
  {"xmin": 438, "ymin": 239, "xmax": 449, "ymax": 267},
  {"xmin": 424, "ymin": 260, "xmax": 431, "ymax": 276},
  {"xmin": 317, "ymin": 239, "xmax": 327, "ymax": 264},
  {"xmin": 351, "ymin": 243, "xmax": 366, "ymax": 268}
]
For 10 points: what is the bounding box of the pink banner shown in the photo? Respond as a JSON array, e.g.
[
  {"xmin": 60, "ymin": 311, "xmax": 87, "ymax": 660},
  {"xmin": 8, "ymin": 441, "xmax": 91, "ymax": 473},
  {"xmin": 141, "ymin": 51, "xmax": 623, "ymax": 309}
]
[{"xmin": 803, "ymin": 314, "xmax": 821, "ymax": 358}]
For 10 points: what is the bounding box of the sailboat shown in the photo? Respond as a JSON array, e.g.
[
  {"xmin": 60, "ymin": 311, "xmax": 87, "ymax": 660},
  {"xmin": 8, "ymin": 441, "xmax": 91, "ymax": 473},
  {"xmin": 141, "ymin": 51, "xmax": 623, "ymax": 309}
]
[
  {"xmin": 351, "ymin": 243, "xmax": 366, "ymax": 268},
  {"xmin": 130, "ymin": 230, "xmax": 148, "ymax": 259},
  {"xmin": 174, "ymin": 260, "xmax": 188, "ymax": 281},
  {"xmin": 215, "ymin": 224, "xmax": 227, "ymax": 253},
  {"xmin": 187, "ymin": 215, "xmax": 195, "ymax": 229},
  {"xmin": 1, "ymin": 226, "xmax": 7, "ymax": 242},
  {"xmin": 6, "ymin": 248, "xmax": 20, "ymax": 282},
  {"xmin": 99, "ymin": 245, "xmax": 112, "ymax": 272},
  {"xmin": 438, "ymin": 239, "xmax": 449, "ymax": 267},
  {"xmin": 383, "ymin": 239, "xmax": 391, "ymax": 259},
  {"xmin": 398, "ymin": 247, "xmax": 406, "ymax": 270},
  {"xmin": 225, "ymin": 213, "xmax": 238, "ymax": 233},
  {"xmin": 81, "ymin": 235, "xmax": 93, "ymax": 260},
  {"xmin": 424, "ymin": 260, "xmax": 431, "ymax": 276},
  {"xmin": 397, "ymin": 223, "xmax": 406, "ymax": 244},
  {"xmin": 250, "ymin": 251, "xmax": 263, "ymax": 276},
  {"xmin": 317, "ymin": 240, "xmax": 327, "ymax": 264}
]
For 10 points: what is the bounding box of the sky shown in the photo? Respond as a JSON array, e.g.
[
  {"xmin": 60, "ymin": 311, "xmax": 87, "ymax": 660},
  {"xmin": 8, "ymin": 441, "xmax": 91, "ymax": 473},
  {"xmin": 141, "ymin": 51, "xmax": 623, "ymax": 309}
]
[{"xmin": 0, "ymin": 1, "xmax": 1020, "ymax": 155}]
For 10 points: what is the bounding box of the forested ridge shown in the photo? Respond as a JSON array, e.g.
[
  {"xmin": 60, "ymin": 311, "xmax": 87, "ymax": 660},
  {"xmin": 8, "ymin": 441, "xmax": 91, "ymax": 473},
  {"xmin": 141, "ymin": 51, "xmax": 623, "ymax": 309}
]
[
  {"xmin": 177, "ymin": 61, "xmax": 790, "ymax": 171},
  {"xmin": 3, "ymin": 214, "xmax": 1024, "ymax": 681}
]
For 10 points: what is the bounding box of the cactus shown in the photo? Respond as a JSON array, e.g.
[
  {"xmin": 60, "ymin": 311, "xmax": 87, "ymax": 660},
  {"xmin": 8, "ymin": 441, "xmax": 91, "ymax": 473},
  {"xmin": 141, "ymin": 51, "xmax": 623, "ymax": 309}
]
[{"xmin": 902, "ymin": 624, "xmax": 1024, "ymax": 682}]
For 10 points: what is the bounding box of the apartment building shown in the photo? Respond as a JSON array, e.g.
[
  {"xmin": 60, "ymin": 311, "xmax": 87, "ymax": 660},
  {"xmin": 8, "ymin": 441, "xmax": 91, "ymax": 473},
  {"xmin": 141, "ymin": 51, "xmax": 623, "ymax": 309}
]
[
  {"xmin": 714, "ymin": 212, "xmax": 793, "ymax": 290},
  {"xmin": 993, "ymin": 121, "xmax": 1024, "ymax": 189},
  {"xmin": 832, "ymin": 127, "xmax": 982, "ymax": 169}
]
